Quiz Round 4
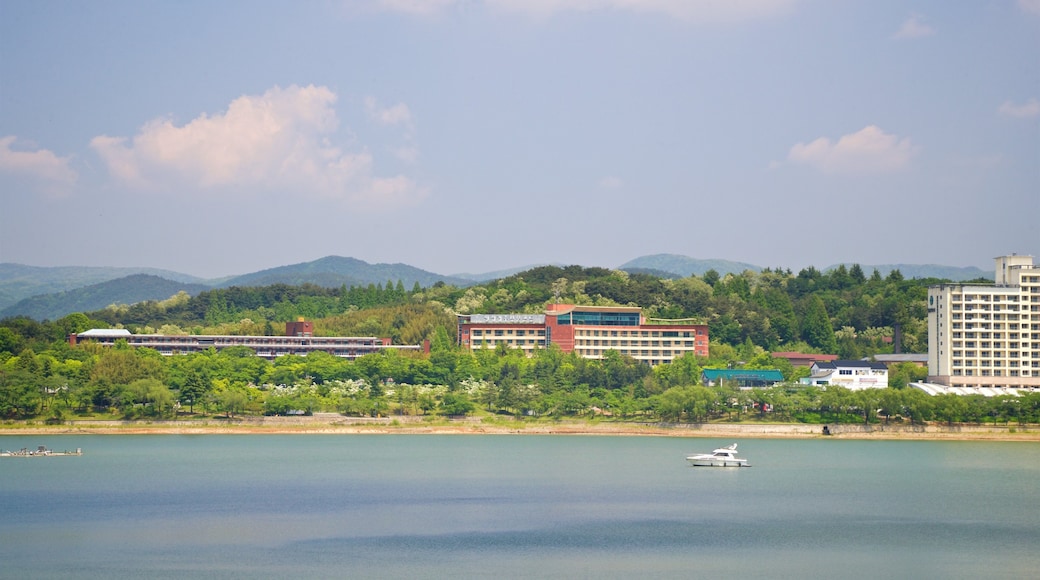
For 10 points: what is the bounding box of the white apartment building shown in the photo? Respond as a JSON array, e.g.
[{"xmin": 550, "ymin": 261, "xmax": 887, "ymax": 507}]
[{"xmin": 927, "ymin": 255, "xmax": 1040, "ymax": 388}]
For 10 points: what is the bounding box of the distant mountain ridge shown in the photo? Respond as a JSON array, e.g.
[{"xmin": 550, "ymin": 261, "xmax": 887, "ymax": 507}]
[
  {"xmin": 216, "ymin": 256, "xmax": 474, "ymax": 289},
  {"xmin": 619, "ymin": 254, "xmax": 762, "ymax": 277},
  {"xmin": 0, "ymin": 254, "xmax": 1003, "ymax": 320},
  {"xmin": 0, "ymin": 274, "xmax": 211, "ymax": 320},
  {"xmin": 0, "ymin": 256, "xmax": 478, "ymax": 320},
  {"xmin": 0, "ymin": 263, "xmax": 209, "ymax": 311},
  {"xmin": 451, "ymin": 264, "xmax": 553, "ymax": 283}
]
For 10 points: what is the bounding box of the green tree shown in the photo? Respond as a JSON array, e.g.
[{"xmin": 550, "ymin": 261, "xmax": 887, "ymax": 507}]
[
  {"xmin": 215, "ymin": 388, "xmax": 248, "ymax": 418},
  {"xmin": 125, "ymin": 378, "xmax": 175, "ymax": 417},
  {"xmin": 657, "ymin": 385, "xmax": 716, "ymax": 422},
  {"xmin": 440, "ymin": 392, "xmax": 475, "ymax": 417},
  {"xmin": 0, "ymin": 368, "xmax": 42, "ymax": 418},
  {"xmin": 702, "ymin": 269, "xmax": 720, "ymax": 288},
  {"xmin": 800, "ymin": 295, "xmax": 837, "ymax": 352},
  {"xmin": 178, "ymin": 369, "xmax": 210, "ymax": 413},
  {"xmin": 849, "ymin": 264, "xmax": 866, "ymax": 285}
]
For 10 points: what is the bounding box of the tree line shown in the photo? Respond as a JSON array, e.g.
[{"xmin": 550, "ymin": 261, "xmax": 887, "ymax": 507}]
[
  {"xmin": 3, "ymin": 323, "xmax": 1036, "ymax": 426},
  {"xmin": 4, "ymin": 262, "xmax": 947, "ymax": 360}
]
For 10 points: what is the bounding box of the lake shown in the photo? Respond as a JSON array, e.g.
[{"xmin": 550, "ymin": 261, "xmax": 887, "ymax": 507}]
[{"xmin": 2, "ymin": 435, "xmax": 1038, "ymax": 579}]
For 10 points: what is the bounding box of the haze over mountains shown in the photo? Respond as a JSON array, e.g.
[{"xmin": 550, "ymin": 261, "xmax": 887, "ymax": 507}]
[{"xmin": 0, "ymin": 254, "xmax": 995, "ymax": 321}]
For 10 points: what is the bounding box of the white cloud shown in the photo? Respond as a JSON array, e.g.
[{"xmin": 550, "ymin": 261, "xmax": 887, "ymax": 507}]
[
  {"xmin": 90, "ymin": 85, "xmax": 426, "ymax": 208},
  {"xmin": 376, "ymin": 0, "xmax": 459, "ymax": 15},
  {"xmin": 1020, "ymin": 0, "xmax": 1040, "ymax": 15},
  {"xmin": 375, "ymin": 0, "xmax": 796, "ymax": 21},
  {"xmin": 998, "ymin": 98, "xmax": 1040, "ymax": 119},
  {"xmin": 787, "ymin": 125, "xmax": 917, "ymax": 174},
  {"xmin": 365, "ymin": 96, "xmax": 413, "ymax": 126},
  {"xmin": 392, "ymin": 146, "xmax": 420, "ymax": 163},
  {"xmin": 365, "ymin": 96, "xmax": 419, "ymax": 162},
  {"xmin": 0, "ymin": 136, "xmax": 78, "ymax": 196},
  {"xmin": 599, "ymin": 176, "xmax": 623, "ymax": 189},
  {"xmin": 893, "ymin": 14, "xmax": 935, "ymax": 39}
]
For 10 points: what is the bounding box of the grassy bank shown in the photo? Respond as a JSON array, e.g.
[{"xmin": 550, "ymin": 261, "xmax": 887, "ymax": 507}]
[{"xmin": 2, "ymin": 414, "xmax": 1038, "ymax": 441}]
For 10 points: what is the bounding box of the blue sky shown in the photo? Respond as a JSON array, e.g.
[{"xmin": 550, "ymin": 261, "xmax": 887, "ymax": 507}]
[{"xmin": 1, "ymin": 0, "xmax": 1037, "ymax": 279}]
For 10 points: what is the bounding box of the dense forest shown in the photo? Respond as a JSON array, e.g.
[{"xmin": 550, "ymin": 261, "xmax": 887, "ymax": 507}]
[{"xmin": 4, "ymin": 265, "xmax": 1036, "ymax": 425}]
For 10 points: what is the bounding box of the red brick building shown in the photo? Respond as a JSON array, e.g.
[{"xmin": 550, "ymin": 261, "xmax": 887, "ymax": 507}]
[{"xmin": 459, "ymin": 304, "xmax": 708, "ymax": 366}]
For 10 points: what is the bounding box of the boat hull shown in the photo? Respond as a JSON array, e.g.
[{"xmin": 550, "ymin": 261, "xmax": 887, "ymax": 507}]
[{"xmin": 687, "ymin": 458, "xmax": 748, "ymax": 467}]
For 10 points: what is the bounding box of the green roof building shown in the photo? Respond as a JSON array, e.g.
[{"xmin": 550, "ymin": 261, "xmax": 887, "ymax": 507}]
[{"xmin": 701, "ymin": 369, "xmax": 784, "ymax": 388}]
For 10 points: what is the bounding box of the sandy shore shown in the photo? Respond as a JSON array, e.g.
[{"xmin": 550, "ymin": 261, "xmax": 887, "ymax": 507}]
[{"xmin": 2, "ymin": 413, "xmax": 1038, "ymax": 441}]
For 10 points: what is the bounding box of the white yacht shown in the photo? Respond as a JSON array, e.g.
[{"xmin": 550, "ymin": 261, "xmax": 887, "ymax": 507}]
[{"xmin": 686, "ymin": 443, "xmax": 749, "ymax": 467}]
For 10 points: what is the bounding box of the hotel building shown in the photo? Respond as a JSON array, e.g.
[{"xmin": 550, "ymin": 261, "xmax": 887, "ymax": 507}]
[
  {"xmin": 70, "ymin": 319, "xmax": 427, "ymax": 360},
  {"xmin": 457, "ymin": 303, "xmax": 708, "ymax": 366},
  {"xmin": 927, "ymin": 255, "xmax": 1040, "ymax": 388}
]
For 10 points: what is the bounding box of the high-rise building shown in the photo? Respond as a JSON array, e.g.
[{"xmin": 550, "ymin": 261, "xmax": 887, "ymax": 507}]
[{"xmin": 927, "ymin": 255, "xmax": 1040, "ymax": 388}]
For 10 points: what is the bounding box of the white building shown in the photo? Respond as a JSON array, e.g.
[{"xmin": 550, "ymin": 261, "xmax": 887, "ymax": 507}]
[
  {"xmin": 909, "ymin": 382, "xmax": 1033, "ymax": 397},
  {"xmin": 802, "ymin": 360, "xmax": 889, "ymax": 389},
  {"xmin": 927, "ymin": 255, "xmax": 1040, "ymax": 389},
  {"xmin": 70, "ymin": 327, "xmax": 425, "ymax": 360}
]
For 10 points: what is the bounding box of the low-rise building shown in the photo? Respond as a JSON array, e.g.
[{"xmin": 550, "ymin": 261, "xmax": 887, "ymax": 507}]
[
  {"xmin": 701, "ymin": 369, "xmax": 784, "ymax": 388},
  {"xmin": 801, "ymin": 360, "xmax": 889, "ymax": 389},
  {"xmin": 458, "ymin": 303, "xmax": 708, "ymax": 366},
  {"xmin": 69, "ymin": 321, "xmax": 426, "ymax": 360}
]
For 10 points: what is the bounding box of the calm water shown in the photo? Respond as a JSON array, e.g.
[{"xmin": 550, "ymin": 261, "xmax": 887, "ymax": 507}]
[{"xmin": 1, "ymin": 435, "xmax": 1038, "ymax": 579}]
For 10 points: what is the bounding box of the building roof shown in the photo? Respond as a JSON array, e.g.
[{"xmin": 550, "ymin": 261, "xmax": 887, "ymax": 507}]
[
  {"xmin": 771, "ymin": 352, "xmax": 839, "ymax": 363},
  {"xmin": 701, "ymin": 369, "xmax": 785, "ymax": 382},
  {"xmin": 77, "ymin": 328, "xmax": 132, "ymax": 337},
  {"xmin": 544, "ymin": 303, "xmax": 642, "ymax": 315},
  {"xmin": 812, "ymin": 360, "xmax": 888, "ymax": 371},
  {"xmin": 870, "ymin": 354, "xmax": 928, "ymax": 364},
  {"xmin": 466, "ymin": 313, "xmax": 546, "ymax": 325},
  {"xmin": 910, "ymin": 382, "xmax": 1035, "ymax": 397}
]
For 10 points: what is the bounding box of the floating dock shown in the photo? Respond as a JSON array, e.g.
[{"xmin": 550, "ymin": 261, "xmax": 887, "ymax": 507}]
[{"xmin": 0, "ymin": 446, "xmax": 82, "ymax": 457}]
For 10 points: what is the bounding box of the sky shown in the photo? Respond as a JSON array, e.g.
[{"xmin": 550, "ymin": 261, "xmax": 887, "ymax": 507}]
[{"xmin": 1, "ymin": 0, "xmax": 1037, "ymax": 279}]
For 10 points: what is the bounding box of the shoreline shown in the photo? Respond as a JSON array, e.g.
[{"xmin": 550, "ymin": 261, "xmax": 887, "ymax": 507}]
[{"xmin": 2, "ymin": 414, "xmax": 1038, "ymax": 441}]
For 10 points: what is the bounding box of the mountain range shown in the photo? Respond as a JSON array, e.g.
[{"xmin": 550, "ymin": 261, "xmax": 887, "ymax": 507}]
[{"xmin": 0, "ymin": 254, "xmax": 995, "ymax": 321}]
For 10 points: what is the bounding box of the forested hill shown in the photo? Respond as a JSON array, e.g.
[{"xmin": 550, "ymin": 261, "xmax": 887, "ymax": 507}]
[
  {"xmin": 217, "ymin": 256, "xmax": 473, "ymax": 289},
  {"xmin": 2, "ymin": 263, "xmax": 945, "ymax": 365},
  {"xmin": 824, "ymin": 263, "xmax": 992, "ymax": 281},
  {"xmin": 0, "ymin": 274, "xmax": 211, "ymax": 321},
  {"xmin": 0, "ymin": 256, "xmax": 476, "ymax": 320},
  {"xmin": 619, "ymin": 254, "xmax": 994, "ymax": 281},
  {"xmin": 2, "ymin": 255, "xmax": 996, "ymax": 321},
  {"xmin": 0, "ymin": 263, "xmax": 208, "ymax": 311},
  {"xmin": 0, "ymin": 262, "xmax": 1029, "ymax": 428},
  {"xmin": 619, "ymin": 254, "xmax": 761, "ymax": 277}
]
